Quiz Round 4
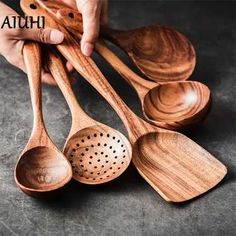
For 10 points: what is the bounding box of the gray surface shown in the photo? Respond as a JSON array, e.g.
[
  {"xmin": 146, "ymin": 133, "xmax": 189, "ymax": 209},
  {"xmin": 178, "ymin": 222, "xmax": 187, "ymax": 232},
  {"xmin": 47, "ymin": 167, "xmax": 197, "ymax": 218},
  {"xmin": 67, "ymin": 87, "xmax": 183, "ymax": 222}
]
[{"xmin": 0, "ymin": 0, "xmax": 235, "ymax": 235}]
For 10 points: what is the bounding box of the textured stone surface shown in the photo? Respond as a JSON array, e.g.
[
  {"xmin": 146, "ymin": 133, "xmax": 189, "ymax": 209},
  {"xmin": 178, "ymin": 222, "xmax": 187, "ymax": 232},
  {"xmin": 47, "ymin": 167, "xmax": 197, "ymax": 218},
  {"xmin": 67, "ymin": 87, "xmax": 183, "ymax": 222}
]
[{"xmin": 0, "ymin": 1, "xmax": 235, "ymax": 235}]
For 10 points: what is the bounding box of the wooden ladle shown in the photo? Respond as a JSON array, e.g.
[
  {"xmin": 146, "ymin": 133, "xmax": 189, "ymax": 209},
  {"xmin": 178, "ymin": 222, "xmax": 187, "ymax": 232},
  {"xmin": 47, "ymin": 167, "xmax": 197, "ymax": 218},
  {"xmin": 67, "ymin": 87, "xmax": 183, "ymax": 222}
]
[
  {"xmin": 23, "ymin": 0, "xmax": 227, "ymax": 202},
  {"xmin": 32, "ymin": 1, "xmax": 196, "ymax": 82},
  {"xmin": 14, "ymin": 42, "xmax": 72, "ymax": 197},
  {"xmin": 95, "ymin": 40, "xmax": 211, "ymax": 130},
  {"xmin": 44, "ymin": 8, "xmax": 211, "ymax": 130},
  {"xmin": 47, "ymin": 48, "xmax": 132, "ymax": 184},
  {"xmin": 57, "ymin": 8, "xmax": 196, "ymax": 83}
]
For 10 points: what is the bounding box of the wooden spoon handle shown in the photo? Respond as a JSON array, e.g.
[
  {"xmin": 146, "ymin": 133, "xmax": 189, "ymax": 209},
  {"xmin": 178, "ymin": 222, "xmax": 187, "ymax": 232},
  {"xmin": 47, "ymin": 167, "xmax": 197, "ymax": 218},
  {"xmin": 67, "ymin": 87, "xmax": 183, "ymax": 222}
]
[
  {"xmin": 56, "ymin": 34, "xmax": 147, "ymax": 143},
  {"xmin": 21, "ymin": 0, "xmax": 158, "ymax": 142},
  {"xmin": 95, "ymin": 40, "xmax": 156, "ymax": 99},
  {"xmin": 56, "ymin": 8, "xmax": 129, "ymax": 49},
  {"xmin": 23, "ymin": 42, "xmax": 44, "ymax": 132},
  {"xmin": 47, "ymin": 48, "xmax": 95, "ymax": 130},
  {"xmin": 54, "ymin": 9, "xmax": 156, "ymax": 100}
]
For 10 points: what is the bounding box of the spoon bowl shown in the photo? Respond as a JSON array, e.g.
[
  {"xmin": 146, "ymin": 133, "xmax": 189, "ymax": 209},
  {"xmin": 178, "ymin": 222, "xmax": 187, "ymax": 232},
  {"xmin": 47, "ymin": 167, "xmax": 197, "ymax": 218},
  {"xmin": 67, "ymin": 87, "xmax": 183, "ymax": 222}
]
[
  {"xmin": 64, "ymin": 125, "xmax": 131, "ymax": 184},
  {"xmin": 46, "ymin": 48, "xmax": 132, "ymax": 185},
  {"xmin": 14, "ymin": 41, "xmax": 72, "ymax": 197},
  {"xmin": 114, "ymin": 25, "xmax": 196, "ymax": 83},
  {"xmin": 15, "ymin": 146, "xmax": 72, "ymax": 192},
  {"xmin": 143, "ymin": 81, "xmax": 211, "ymax": 129},
  {"xmin": 55, "ymin": 7, "xmax": 196, "ymax": 82}
]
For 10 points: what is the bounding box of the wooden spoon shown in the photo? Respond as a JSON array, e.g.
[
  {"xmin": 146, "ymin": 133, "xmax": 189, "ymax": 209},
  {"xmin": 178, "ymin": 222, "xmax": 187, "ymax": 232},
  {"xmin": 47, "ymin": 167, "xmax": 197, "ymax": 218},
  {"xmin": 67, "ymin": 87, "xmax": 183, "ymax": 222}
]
[
  {"xmin": 23, "ymin": 0, "xmax": 227, "ymax": 202},
  {"xmin": 14, "ymin": 42, "xmax": 72, "ymax": 197},
  {"xmin": 56, "ymin": 8, "xmax": 196, "ymax": 83},
  {"xmin": 47, "ymin": 48, "xmax": 132, "ymax": 184},
  {"xmin": 94, "ymin": 40, "xmax": 211, "ymax": 130},
  {"xmin": 41, "ymin": 7, "xmax": 211, "ymax": 130},
  {"xmin": 32, "ymin": 1, "xmax": 196, "ymax": 82}
]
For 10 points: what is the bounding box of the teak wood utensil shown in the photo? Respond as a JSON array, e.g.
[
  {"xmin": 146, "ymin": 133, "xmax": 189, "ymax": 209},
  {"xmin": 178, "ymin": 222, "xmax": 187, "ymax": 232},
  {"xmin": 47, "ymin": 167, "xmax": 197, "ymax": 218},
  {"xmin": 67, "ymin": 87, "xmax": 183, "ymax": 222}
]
[
  {"xmin": 21, "ymin": 0, "xmax": 227, "ymax": 202},
  {"xmin": 56, "ymin": 8, "xmax": 196, "ymax": 83},
  {"xmin": 47, "ymin": 48, "xmax": 132, "ymax": 184},
  {"xmin": 94, "ymin": 40, "xmax": 211, "ymax": 130},
  {"xmin": 54, "ymin": 41, "xmax": 227, "ymax": 202},
  {"xmin": 33, "ymin": 1, "xmax": 196, "ymax": 82},
  {"xmin": 14, "ymin": 42, "xmax": 72, "ymax": 197},
  {"xmin": 38, "ymin": 7, "xmax": 211, "ymax": 130}
]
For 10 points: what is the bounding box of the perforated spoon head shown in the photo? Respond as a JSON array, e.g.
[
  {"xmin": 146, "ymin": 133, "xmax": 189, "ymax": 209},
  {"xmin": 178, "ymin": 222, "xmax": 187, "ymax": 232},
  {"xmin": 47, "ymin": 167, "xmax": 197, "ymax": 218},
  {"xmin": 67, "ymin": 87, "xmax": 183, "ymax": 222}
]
[
  {"xmin": 45, "ymin": 45, "xmax": 132, "ymax": 185},
  {"xmin": 15, "ymin": 146, "xmax": 72, "ymax": 197},
  {"xmin": 143, "ymin": 81, "xmax": 211, "ymax": 130},
  {"xmin": 64, "ymin": 125, "xmax": 132, "ymax": 184}
]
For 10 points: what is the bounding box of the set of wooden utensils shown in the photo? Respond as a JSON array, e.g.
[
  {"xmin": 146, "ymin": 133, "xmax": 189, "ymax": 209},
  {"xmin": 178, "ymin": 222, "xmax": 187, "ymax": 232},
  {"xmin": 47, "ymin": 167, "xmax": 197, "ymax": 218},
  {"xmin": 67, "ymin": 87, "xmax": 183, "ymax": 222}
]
[{"xmin": 14, "ymin": 0, "xmax": 227, "ymax": 202}]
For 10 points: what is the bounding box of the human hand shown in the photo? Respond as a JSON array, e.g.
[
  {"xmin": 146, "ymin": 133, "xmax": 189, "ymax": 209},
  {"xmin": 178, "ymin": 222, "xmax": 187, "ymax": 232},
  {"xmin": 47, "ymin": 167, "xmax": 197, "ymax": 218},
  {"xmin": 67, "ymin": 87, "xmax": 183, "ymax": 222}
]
[
  {"xmin": 61, "ymin": 0, "xmax": 108, "ymax": 56},
  {"xmin": 0, "ymin": 2, "xmax": 74, "ymax": 85}
]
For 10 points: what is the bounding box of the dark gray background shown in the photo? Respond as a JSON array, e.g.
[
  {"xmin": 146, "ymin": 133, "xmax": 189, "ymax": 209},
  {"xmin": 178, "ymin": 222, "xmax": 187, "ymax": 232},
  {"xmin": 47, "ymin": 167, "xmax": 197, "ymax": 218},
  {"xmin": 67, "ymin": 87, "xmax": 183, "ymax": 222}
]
[{"xmin": 0, "ymin": 0, "xmax": 235, "ymax": 235}]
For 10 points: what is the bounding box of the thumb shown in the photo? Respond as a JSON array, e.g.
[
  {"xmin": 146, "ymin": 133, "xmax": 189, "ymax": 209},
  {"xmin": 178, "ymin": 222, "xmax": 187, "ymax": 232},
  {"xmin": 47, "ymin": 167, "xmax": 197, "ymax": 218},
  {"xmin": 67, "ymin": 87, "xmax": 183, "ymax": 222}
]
[{"xmin": 22, "ymin": 28, "xmax": 64, "ymax": 44}]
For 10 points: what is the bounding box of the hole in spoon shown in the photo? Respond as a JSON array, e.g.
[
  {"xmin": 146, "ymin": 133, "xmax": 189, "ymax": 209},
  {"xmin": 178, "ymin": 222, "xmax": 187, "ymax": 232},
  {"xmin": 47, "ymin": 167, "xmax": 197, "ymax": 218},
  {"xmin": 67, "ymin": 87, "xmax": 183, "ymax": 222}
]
[
  {"xmin": 68, "ymin": 12, "xmax": 74, "ymax": 18},
  {"xmin": 29, "ymin": 4, "xmax": 37, "ymax": 9},
  {"xmin": 65, "ymin": 126, "xmax": 132, "ymax": 184}
]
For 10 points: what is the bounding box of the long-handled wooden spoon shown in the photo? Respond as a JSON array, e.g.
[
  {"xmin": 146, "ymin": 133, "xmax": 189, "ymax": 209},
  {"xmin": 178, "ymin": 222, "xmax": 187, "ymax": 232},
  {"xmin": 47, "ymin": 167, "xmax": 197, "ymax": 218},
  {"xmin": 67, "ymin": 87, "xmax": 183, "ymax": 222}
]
[
  {"xmin": 39, "ymin": 7, "xmax": 211, "ymax": 130},
  {"xmin": 23, "ymin": 0, "xmax": 227, "ymax": 202},
  {"xmin": 47, "ymin": 48, "xmax": 132, "ymax": 184},
  {"xmin": 56, "ymin": 8, "xmax": 196, "ymax": 83},
  {"xmin": 14, "ymin": 42, "xmax": 72, "ymax": 197},
  {"xmin": 94, "ymin": 40, "xmax": 211, "ymax": 130},
  {"xmin": 34, "ymin": 1, "xmax": 196, "ymax": 82}
]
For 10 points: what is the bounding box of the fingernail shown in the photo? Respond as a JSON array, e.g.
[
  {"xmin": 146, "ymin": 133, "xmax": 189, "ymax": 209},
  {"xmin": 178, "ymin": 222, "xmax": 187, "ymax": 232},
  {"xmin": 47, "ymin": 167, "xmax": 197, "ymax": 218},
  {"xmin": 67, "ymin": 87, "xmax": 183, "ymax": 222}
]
[
  {"xmin": 50, "ymin": 30, "xmax": 64, "ymax": 44},
  {"xmin": 82, "ymin": 42, "xmax": 94, "ymax": 57}
]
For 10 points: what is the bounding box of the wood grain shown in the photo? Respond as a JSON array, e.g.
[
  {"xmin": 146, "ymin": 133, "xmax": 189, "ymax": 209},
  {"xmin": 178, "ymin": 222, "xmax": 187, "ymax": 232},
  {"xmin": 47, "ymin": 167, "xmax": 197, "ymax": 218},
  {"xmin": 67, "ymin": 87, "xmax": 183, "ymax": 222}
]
[
  {"xmin": 14, "ymin": 41, "xmax": 72, "ymax": 197},
  {"xmin": 56, "ymin": 7, "xmax": 196, "ymax": 83},
  {"xmin": 52, "ymin": 7, "xmax": 210, "ymax": 130},
  {"xmin": 95, "ymin": 40, "xmax": 211, "ymax": 130},
  {"xmin": 103, "ymin": 25, "xmax": 196, "ymax": 83},
  {"xmin": 47, "ymin": 48, "xmax": 132, "ymax": 184},
  {"xmin": 49, "ymin": 11, "xmax": 210, "ymax": 130},
  {"xmin": 21, "ymin": 0, "xmax": 227, "ymax": 202}
]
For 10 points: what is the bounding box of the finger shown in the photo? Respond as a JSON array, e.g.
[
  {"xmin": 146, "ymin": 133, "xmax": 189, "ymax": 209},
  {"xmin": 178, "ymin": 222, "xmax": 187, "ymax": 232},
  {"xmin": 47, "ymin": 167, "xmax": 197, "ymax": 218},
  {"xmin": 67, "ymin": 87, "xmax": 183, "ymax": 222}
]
[
  {"xmin": 66, "ymin": 61, "xmax": 74, "ymax": 73},
  {"xmin": 78, "ymin": 2, "xmax": 101, "ymax": 56},
  {"xmin": 65, "ymin": 62, "xmax": 77, "ymax": 84},
  {"xmin": 41, "ymin": 70, "xmax": 57, "ymax": 86},
  {"xmin": 101, "ymin": 0, "xmax": 108, "ymax": 25},
  {"xmin": 22, "ymin": 27, "xmax": 64, "ymax": 44}
]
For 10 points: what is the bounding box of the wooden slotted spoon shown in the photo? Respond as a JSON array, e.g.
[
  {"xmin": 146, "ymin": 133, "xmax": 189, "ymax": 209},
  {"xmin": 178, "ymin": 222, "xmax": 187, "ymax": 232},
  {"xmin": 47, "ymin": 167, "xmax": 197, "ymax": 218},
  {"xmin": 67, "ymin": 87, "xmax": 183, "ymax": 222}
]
[
  {"xmin": 14, "ymin": 42, "xmax": 72, "ymax": 197},
  {"xmin": 47, "ymin": 48, "xmax": 132, "ymax": 184}
]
